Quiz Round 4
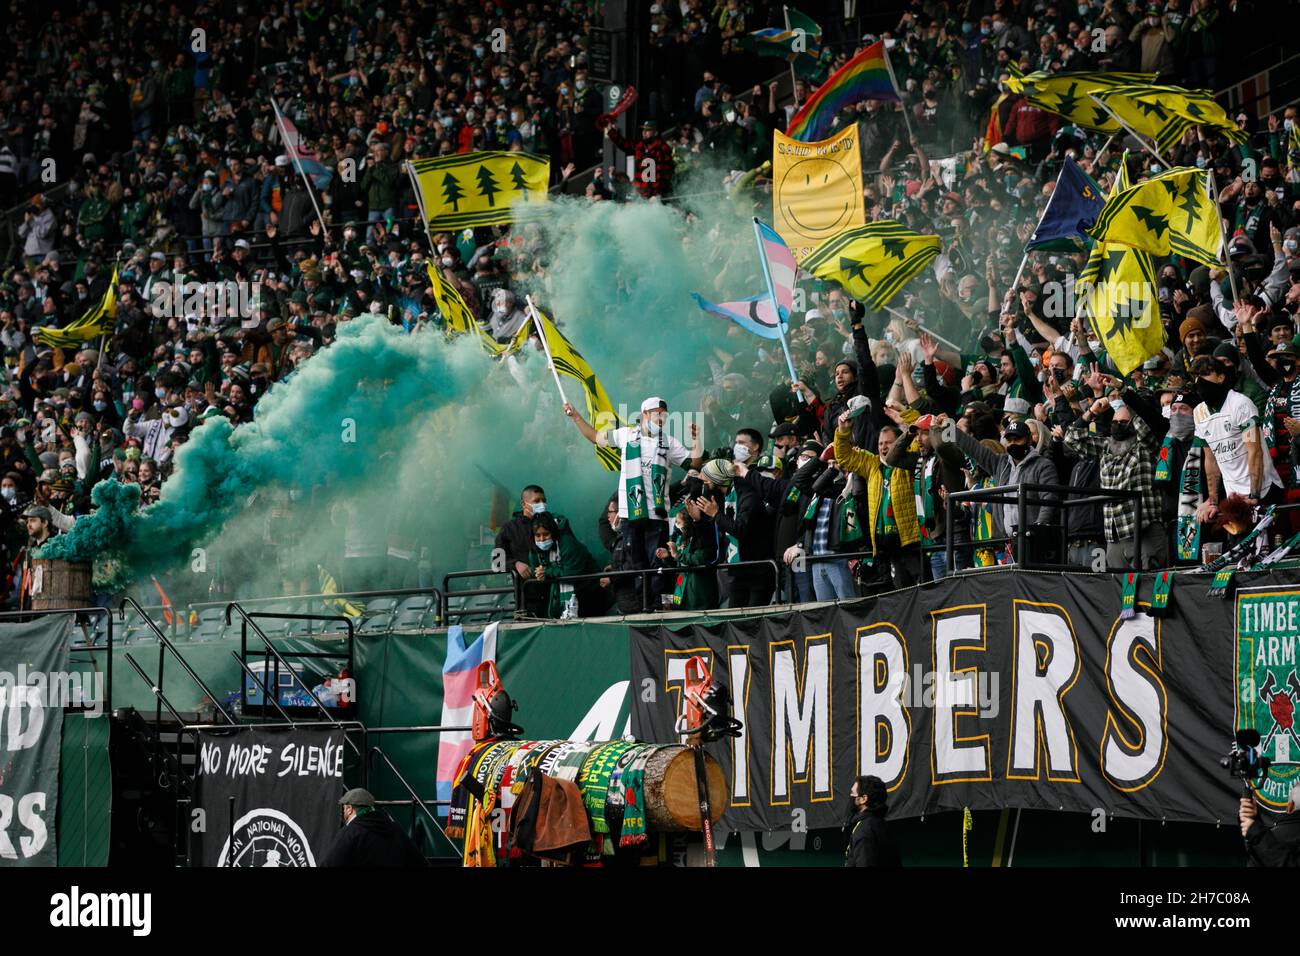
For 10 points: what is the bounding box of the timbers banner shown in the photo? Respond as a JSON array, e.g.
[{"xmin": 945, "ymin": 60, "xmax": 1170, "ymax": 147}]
[
  {"xmin": 0, "ymin": 616, "xmax": 71, "ymax": 866},
  {"xmin": 630, "ymin": 569, "xmax": 1271, "ymax": 831},
  {"xmin": 194, "ymin": 727, "xmax": 345, "ymax": 867},
  {"xmin": 410, "ymin": 152, "xmax": 549, "ymax": 231}
]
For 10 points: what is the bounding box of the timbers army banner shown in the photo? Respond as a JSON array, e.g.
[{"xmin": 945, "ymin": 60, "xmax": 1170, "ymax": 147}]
[
  {"xmin": 0, "ymin": 616, "xmax": 72, "ymax": 866},
  {"xmin": 630, "ymin": 569, "xmax": 1264, "ymax": 831},
  {"xmin": 193, "ymin": 727, "xmax": 345, "ymax": 866}
]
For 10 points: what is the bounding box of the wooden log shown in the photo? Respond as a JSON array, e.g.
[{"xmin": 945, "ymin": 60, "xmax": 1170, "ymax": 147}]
[
  {"xmin": 643, "ymin": 744, "xmax": 727, "ymax": 831},
  {"xmin": 28, "ymin": 559, "xmax": 92, "ymax": 611}
]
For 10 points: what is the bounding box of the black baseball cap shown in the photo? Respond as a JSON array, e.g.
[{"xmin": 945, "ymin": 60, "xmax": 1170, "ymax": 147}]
[{"xmin": 1002, "ymin": 420, "xmax": 1031, "ymax": 441}]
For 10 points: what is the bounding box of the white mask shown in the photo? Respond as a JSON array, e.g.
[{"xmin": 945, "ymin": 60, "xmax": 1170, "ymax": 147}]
[{"xmin": 732, "ymin": 443, "xmax": 751, "ymax": 463}]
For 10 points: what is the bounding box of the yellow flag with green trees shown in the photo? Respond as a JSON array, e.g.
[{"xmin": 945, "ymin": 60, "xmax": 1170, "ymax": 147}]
[
  {"xmin": 532, "ymin": 306, "xmax": 623, "ymax": 471},
  {"xmin": 1003, "ymin": 68, "xmax": 1156, "ymax": 134},
  {"xmin": 410, "ymin": 152, "xmax": 549, "ymax": 230},
  {"xmin": 1076, "ymin": 155, "xmax": 1165, "ymax": 376},
  {"xmin": 35, "ymin": 265, "xmax": 118, "ymax": 348},
  {"xmin": 801, "ymin": 221, "xmax": 940, "ymax": 310},
  {"xmin": 1086, "ymin": 166, "xmax": 1222, "ymax": 266}
]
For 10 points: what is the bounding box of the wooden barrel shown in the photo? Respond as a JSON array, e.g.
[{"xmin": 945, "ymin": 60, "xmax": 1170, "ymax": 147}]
[
  {"xmin": 643, "ymin": 744, "xmax": 727, "ymax": 830},
  {"xmin": 28, "ymin": 559, "xmax": 93, "ymax": 611}
]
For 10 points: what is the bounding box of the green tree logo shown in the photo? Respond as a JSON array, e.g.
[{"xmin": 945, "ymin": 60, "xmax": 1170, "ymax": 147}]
[
  {"xmin": 476, "ymin": 165, "xmax": 502, "ymax": 206},
  {"xmin": 509, "ymin": 161, "xmax": 530, "ymax": 197},
  {"xmin": 441, "ymin": 172, "xmax": 466, "ymax": 212}
]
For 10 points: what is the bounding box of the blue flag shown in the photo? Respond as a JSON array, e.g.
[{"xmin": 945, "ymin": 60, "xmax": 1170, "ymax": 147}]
[{"xmin": 1026, "ymin": 156, "xmax": 1105, "ymax": 251}]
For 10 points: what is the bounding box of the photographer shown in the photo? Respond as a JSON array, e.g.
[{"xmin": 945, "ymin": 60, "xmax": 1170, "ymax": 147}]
[{"xmin": 1240, "ymin": 783, "xmax": 1300, "ymax": 866}]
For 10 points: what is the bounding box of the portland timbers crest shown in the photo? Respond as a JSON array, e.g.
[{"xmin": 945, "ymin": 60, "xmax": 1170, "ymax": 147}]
[{"xmin": 1235, "ymin": 588, "xmax": 1300, "ymax": 808}]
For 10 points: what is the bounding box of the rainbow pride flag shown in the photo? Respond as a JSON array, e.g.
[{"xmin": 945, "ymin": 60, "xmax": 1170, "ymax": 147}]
[{"xmin": 785, "ymin": 39, "xmax": 899, "ymax": 143}]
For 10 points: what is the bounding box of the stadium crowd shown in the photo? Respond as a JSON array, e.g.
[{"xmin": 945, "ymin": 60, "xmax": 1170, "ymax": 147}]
[{"xmin": 0, "ymin": 0, "xmax": 1285, "ymax": 615}]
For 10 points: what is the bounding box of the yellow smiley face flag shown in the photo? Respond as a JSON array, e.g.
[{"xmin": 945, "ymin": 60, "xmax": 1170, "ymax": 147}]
[{"xmin": 772, "ymin": 125, "xmax": 865, "ymax": 263}]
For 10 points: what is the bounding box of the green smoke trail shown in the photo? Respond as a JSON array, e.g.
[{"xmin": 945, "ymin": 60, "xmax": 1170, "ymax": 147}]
[{"xmin": 60, "ymin": 171, "xmax": 778, "ymax": 604}]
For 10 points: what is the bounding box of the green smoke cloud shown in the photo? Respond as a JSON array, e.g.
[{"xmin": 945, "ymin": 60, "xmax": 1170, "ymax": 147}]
[{"xmin": 70, "ymin": 177, "xmax": 779, "ymax": 606}]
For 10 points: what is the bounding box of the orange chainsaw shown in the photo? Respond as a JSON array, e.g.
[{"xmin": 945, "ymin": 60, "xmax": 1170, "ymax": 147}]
[{"xmin": 471, "ymin": 661, "xmax": 524, "ymax": 742}]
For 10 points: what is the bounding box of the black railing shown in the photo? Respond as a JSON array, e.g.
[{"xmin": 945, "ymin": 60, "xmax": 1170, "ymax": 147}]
[
  {"xmin": 945, "ymin": 482, "xmax": 1143, "ymax": 573},
  {"xmin": 442, "ymin": 568, "xmax": 518, "ymax": 622}
]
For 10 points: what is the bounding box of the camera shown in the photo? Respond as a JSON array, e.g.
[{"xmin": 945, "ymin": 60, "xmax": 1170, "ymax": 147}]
[{"xmin": 1222, "ymin": 727, "xmax": 1271, "ymax": 783}]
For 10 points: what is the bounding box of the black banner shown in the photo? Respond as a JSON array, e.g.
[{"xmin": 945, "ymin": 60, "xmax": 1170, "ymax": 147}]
[
  {"xmin": 630, "ymin": 570, "xmax": 1298, "ymax": 831},
  {"xmin": 194, "ymin": 727, "xmax": 345, "ymax": 867}
]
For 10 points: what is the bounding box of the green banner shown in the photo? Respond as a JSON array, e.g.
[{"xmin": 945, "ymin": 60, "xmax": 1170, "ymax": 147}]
[{"xmin": 0, "ymin": 616, "xmax": 71, "ymax": 866}]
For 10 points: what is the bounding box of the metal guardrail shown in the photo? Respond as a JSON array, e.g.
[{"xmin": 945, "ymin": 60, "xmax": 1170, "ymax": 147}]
[{"xmin": 945, "ymin": 482, "xmax": 1143, "ymax": 573}]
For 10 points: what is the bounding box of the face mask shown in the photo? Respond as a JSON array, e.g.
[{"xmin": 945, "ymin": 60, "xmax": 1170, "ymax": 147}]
[
  {"xmin": 1, "ymin": 487, "xmax": 14, "ymax": 501},
  {"xmin": 155, "ymin": 387, "xmax": 167, "ymax": 399},
  {"xmin": 530, "ymin": 502, "xmax": 547, "ymax": 515},
  {"xmin": 1279, "ymin": 359, "xmax": 1297, "ymax": 376},
  {"xmin": 1168, "ymin": 411, "xmax": 1194, "ymax": 439},
  {"xmin": 1287, "ymin": 119, "xmax": 1295, "ymax": 132},
  {"xmin": 1286, "ymin": 240, "xmax": 1298, "ymax": 254},
  {"xmin": 732, "ymin": 443, "xmax": 751, "ymax": 463},
  {"xmin": 1110, "ymin": 420, "xmax": 1135, "ymax": 441},
  {"xmin": 441, "ymin": 116, "xmax": 453, "ymax": 128},
  {"xmin": 1006, "ymin": 442, "xmax": 1030, "ymax": 461},
  {"xmin": 93, "ymin": 400, "xmax": 107, "ymax": 411},
  {"xmin": 535, "ymin": 538, "xmax": 553, "ymax": 551},
  {"xmin": 646, "ymin": 420, "xmax": 662, "ymax": 437},
  {"xmin": 441, "ymin": 256, "xmax": 454, "ymax": 267},
  {"xmin": 474, "ymin": 95, "xmax": 485, "ymax": 106},
  {"xmin": 575, "ymin": 80, "xmax": 586, "ymax": 91}
]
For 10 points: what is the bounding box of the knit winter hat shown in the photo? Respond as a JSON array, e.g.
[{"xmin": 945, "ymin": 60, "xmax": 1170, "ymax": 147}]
[{"xmin": 701, "ymin": 458, "xmax": 735, "ymax": 490}]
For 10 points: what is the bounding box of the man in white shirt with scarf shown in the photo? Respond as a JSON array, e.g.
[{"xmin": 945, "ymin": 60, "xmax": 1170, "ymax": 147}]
[{"xmin": 565, "ymin": 396, "xmax": 703, "ymax": 603}]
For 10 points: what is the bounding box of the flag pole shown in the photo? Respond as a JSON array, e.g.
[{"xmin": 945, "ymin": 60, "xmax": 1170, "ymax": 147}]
[
  {"xmin": 753, "ymin": 218, "xmax": 807, "ymax": 403},
  {"xmin": 881, "ymin": 42, "xmax": 918, "ymax": 145},
  {"xmin": 271, "ymin": 97, "xmax": 330, "ymax": 241},
  {"xmin": 783, "ymin": 6, "xmax": 801, "ymax": 109},
  {"xmin": 524, "ymin": 294, "xmax": 570, "ymax": 407},
  {"xmin": 879, "ymin": 305, "xmax": 961, "ymax": 352},
  {"xmin": 95, "ymin": 252, "xmax": 121, "ymax": 375},
  {"xmin": 1088, "ymin": 94, "xmax": 1238, "ymax": 303}
]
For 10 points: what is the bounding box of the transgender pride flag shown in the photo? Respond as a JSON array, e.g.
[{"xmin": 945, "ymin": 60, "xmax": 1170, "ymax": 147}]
[
  {"xmin": 691, "ymin": 220, "xmax": 797, "ymax": 340},
  {"xmin": 271, "ymin": 99, "xmax": 334, "ymax": 190},
  {"xmin": 434, "ymin": 622, "xmax": 498, "ymax": 812}
]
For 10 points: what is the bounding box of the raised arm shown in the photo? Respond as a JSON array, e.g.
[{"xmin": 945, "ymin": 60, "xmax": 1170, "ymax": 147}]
[{"xmin": 562, "ymin": 402, "xmax": 609, "ymax": 447}]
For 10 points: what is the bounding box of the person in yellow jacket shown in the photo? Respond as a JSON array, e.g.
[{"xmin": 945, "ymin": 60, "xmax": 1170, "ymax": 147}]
[{"xmin": 834, "ymin": 409, "xmax": 921, "ymax": 590}]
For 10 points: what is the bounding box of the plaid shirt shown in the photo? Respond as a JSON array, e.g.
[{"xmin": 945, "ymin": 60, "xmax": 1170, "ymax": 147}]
[
  {"xmin": 1063, "ymin": 414, "xmax": 1163, "ymax": 544},
  {"xmin": 812, "ymin": 498, "xmax": 834, "ymax": 556}
]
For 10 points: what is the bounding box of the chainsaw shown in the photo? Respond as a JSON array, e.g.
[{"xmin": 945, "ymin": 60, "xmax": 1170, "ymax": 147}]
[
  {"xmin": 675, "ymin": 656, "xmax": 743, "ymax": 867},
  {"xmin": 471, "ymin": 660, "xmax": 524, "ymax": 742}
]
